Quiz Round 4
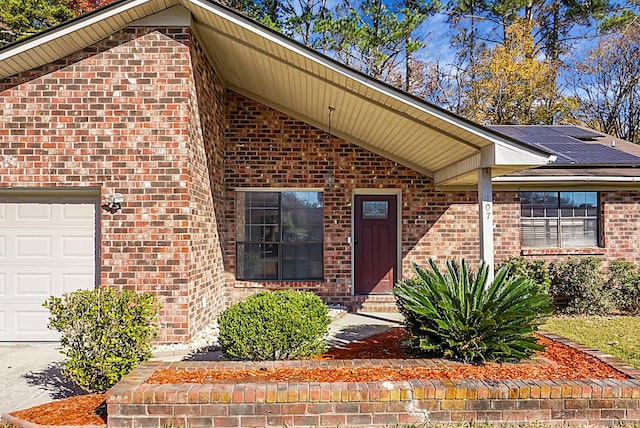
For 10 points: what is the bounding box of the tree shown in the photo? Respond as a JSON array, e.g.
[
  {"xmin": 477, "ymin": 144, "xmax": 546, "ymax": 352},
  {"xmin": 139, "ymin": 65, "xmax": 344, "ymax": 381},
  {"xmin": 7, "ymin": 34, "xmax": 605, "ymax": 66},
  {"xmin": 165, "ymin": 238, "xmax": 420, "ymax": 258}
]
[
  {"xmin": 0, "ymin": 0, "xmax": 115, "ymax": 45},
  {"xmin": 465, "ymin": 19, "xmax": 574, "ymax": 124},
  {"xmin": 570, "ymin": 21, "xmax": 640, "ymax": 143},
  {"xmin": 0, "ymin": 0, "xmax": 74, "ymax": 44},
  {"xmin": 221, "ymin": 0, "xmax": 288, "ymax": 29},
  {"xmin": 61, "ymin": 0, "xmax": 113, "ymax": 15},
  {"xmin": 528, "ymin": 0, "xmax": 609, "ymax": 64},
  {"xmin": 314, "ymin": 0, "xmax": 437, "ymax": 86}
]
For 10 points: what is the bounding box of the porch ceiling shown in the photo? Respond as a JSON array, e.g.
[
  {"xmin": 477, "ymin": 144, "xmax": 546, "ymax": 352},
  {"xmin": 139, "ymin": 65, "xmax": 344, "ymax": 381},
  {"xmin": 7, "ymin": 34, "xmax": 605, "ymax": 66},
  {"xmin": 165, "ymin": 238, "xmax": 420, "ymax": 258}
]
[{"xmin": 0, "ymin": 0, "xmax": 552, "ymax": 185}]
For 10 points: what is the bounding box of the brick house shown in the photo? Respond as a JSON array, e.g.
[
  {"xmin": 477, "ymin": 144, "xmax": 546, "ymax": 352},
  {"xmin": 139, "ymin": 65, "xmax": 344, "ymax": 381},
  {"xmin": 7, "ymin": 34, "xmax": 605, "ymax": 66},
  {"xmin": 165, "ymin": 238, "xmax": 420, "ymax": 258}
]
[{"xmin": 1, "ymin": 0, "xmax": 639, "ymax": 343}]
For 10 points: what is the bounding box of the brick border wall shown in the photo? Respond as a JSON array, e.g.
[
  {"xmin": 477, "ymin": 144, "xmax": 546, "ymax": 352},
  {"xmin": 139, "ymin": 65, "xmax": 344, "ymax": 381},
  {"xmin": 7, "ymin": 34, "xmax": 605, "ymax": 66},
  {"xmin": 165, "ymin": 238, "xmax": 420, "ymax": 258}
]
[{"xmin": 107, "ymin": 335, "xmax": 640, "ymax": 427}]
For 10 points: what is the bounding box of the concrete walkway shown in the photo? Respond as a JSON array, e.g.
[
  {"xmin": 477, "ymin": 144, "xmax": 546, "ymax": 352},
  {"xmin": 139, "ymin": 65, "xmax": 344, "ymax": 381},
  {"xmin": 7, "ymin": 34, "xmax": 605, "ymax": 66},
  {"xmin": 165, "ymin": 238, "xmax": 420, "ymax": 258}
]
[
  {"xmin": 0, "ymin": 342, "xmax": 84, "ymax": 416},
  {"xmin": 0, "ymin": 312, "xmax": 404, "ymax": 416}
]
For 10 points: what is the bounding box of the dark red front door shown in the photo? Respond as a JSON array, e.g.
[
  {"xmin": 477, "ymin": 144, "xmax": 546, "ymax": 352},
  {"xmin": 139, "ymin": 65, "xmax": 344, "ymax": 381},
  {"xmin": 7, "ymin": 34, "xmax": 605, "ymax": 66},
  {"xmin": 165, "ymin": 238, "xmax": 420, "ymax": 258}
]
[{"xmin": 354, "ymin": 195, "xmax": 397, "ymax": 294}]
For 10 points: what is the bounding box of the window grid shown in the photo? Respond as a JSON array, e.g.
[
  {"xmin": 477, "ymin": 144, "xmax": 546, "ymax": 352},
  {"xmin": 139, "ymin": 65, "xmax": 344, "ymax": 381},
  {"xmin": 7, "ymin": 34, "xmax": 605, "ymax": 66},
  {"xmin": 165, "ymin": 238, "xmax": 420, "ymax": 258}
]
[
  {"xmin": 236, "ymin": 191, "xmax": 324, "ymax": 281},
  {"xmin": 520, "ymin": 191, "xmax": 599, "ymax": 248}
]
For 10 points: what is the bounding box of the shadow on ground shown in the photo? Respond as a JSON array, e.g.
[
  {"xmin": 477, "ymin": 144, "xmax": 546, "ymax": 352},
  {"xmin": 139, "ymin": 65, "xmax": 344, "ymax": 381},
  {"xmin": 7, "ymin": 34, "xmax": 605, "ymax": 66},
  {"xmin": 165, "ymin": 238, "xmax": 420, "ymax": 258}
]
[
  {"xmin": 22, "ymin": 362, "xmax": 86, "ymax": 400},
  {"xmin": 327, "ymin": 324, "xmax": 399, "ymax": 348},
  {"xmin": 183, "ymin": 346, "xmax": 227, "ymax": 361}
]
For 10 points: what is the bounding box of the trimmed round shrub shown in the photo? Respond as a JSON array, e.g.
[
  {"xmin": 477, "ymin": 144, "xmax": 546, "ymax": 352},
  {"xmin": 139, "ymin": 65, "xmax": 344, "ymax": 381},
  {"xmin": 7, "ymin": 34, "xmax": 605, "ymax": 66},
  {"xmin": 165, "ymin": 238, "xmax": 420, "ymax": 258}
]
[
  {"xmin": 43, "ymin": 287, "xmax": 160, "ymax": 392},
  {"xmin": 394, "ymin": 259, "xmax": 554, "ymax": 363},
  {"xmin": 218, "ymin": 290, "xmax": 331, "ymax": 361}
]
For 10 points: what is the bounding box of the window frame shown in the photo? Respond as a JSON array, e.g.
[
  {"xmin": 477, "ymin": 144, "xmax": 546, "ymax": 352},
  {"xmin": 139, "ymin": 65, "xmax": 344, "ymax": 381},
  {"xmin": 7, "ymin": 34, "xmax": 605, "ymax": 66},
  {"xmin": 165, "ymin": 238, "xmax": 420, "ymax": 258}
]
[
  {"xmin": 235, "ymin": 189, "xmax": 324, "ymax": 281},
  {"xmin": 519, "ymin": 191, "xmax": 600, "ymax": 248}
]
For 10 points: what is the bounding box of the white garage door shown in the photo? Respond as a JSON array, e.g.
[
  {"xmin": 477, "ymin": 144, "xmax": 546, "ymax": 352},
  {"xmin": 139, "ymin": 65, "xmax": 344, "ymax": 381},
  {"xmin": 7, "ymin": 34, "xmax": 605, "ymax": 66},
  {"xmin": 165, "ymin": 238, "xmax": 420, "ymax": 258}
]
[{"xmin": 0, "ymin": 201, "xmax": 96, "ymax": 341}]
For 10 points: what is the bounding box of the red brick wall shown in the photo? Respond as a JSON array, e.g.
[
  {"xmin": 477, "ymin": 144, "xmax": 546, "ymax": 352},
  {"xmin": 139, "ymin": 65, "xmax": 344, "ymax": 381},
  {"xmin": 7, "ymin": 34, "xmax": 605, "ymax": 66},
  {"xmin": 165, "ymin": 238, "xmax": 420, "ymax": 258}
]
[
  {"xmin": 223, "ymin": 92, "xmax": 484, "ymax": 305},
  {"xmin": 222, "ymin": 94, "xmax": 640, "ymax": 306},
  {"xmin": 2, "ymin": 21, "xmax": 640, "ymax": 342},
  {"xmin": 493, "ymin": 191, "xmax": 640, "ymax": 266},
  {"xmin": 185, "ymin": 32, "xmax": 227, "ymax": 337},
  {"xmin": 0, "ymin": 27, "xmax": 222, "ymax": 343}
]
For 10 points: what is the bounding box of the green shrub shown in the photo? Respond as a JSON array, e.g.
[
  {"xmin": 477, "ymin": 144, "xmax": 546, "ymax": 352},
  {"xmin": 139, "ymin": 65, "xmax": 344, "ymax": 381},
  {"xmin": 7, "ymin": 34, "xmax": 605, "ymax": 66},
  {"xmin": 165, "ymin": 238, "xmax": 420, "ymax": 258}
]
[
  {"xmin": 548, "ymin": 257, "xmax": 611, "ymax": 315},
  {"xmin": 606, "ymin": 259, "xmax": 640, "ymax": 314},
  {"xmin": 498, "ymin": 257, "xmax": 550, "ymax": 293},
  {"xmin": 43, "ymin": 287, "xmax": 160, "ymax": 392},
  {"xmin": 217, "ymin": 290, "xmax": 331, "ymax": 361},
  {"xmin": 394, "ymin": 259, "xmax": 554, "ymax": 363}
]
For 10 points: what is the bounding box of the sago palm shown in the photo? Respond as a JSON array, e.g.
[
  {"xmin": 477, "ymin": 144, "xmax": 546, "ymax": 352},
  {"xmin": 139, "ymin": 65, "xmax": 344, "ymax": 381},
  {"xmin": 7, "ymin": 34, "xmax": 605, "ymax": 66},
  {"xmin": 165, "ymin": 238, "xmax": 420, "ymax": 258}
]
[{"xmin": 393, "ymin": 259, "xmax": 554, "ymax": 363}]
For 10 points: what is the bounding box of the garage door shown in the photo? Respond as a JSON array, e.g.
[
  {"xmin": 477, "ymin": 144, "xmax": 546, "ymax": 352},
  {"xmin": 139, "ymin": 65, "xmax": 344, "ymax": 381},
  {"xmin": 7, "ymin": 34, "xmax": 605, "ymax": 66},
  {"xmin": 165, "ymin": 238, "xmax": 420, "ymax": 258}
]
[{"xmin": 0, "ymin": 201, "xmax": 96, "ymax": 341}]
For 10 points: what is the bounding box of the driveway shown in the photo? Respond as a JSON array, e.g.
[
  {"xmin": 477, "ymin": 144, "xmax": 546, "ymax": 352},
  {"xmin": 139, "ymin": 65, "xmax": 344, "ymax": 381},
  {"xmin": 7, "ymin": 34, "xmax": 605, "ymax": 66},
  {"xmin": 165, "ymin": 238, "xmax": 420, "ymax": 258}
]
[{"xmin": 0, "ymin": 343, "xmax": 84, "ymax": 416}]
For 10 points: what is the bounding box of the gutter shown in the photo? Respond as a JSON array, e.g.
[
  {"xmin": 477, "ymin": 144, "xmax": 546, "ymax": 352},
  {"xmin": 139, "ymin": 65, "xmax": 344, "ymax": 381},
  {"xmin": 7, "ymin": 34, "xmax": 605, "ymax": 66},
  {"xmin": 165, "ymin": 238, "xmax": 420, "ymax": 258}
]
[{"xmin": 493, "ymin": 175, "xmax": 640, "ymax": 183}]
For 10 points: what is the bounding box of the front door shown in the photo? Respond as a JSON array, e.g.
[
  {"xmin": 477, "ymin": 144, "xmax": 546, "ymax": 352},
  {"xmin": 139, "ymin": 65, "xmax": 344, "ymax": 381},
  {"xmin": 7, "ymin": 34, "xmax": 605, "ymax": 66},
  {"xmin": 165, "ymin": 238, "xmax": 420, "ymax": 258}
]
[{"xmin": 354, "ymin": 195, "xmax": 398, "ymax": 294}]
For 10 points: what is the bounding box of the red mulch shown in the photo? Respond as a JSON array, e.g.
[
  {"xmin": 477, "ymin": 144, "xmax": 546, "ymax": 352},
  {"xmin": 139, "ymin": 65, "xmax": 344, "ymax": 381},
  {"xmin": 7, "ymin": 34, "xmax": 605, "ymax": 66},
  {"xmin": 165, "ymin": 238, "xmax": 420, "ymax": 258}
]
[
  {"xmin": 8, "ymin": 329, "xmax": 627, "ymax": 426},
  {"xmin": 147, "ymin": 330, "xmax": 627, "ymax": 384},
  {"xmin": 8, "ymin": 393, "xmax": 106, "ymax": 426}
]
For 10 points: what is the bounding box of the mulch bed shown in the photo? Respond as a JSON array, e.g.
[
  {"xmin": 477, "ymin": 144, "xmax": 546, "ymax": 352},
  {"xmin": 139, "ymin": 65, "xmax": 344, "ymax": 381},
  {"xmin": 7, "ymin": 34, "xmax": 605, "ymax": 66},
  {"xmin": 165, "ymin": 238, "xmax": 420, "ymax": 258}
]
[
  {"xmin": 147, "ymin": 330, "xmax": 627, "ymax": 384},
  {"xmin": 6, "ymin": 328, "xmax": 628, "ymax": 426},
  {"xmin": 7, "ymin": 393, "xmax": 106, "ymax": 426}
]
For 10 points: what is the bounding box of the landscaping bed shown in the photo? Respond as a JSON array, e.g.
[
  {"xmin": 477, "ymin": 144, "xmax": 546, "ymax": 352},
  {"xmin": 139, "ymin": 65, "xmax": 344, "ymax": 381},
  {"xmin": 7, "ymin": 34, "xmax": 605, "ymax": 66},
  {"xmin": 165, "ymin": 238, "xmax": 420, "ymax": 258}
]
[
  {"xmin": 6, "ymin": 328, "xmax": 640, "ymax": 427},
  {"xmin": 106, "ymin": 330, "xmax": 640, "ymax": 427}
]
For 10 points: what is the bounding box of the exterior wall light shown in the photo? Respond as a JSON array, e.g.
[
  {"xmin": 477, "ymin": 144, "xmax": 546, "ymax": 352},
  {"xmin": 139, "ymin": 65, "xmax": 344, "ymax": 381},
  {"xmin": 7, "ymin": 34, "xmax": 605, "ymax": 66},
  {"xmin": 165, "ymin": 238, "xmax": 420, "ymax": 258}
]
[
  {"xmin": 102, "ymin": 193, "xmax": 124, "ymax": 214},
  {"xmin": 326, "ymin": 171, "xmax": 335, "ymax": 190}
]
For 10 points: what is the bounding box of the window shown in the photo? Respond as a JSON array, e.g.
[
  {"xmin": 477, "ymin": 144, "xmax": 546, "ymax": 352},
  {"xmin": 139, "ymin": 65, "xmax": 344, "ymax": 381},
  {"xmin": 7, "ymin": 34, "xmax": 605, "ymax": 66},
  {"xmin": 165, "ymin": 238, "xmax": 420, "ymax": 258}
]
[
  {"xmin": 520, "ymin": 191, "xmax": 599, "ymax": 248},
  {"xmin": 236, "ymin": 191, "xmax": 323, "ymax": 280}
]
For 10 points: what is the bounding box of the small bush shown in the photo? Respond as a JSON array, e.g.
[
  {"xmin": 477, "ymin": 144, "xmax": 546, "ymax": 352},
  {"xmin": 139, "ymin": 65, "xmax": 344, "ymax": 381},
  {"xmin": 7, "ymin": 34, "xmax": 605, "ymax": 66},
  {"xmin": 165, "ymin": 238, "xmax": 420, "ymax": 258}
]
[
  {"xmin": 217, "ymin": 290, "xmax": 331, "ymax": 361},
  {"xmin": 394, "ymin": 259, "xmax": 554, "ymax": 363},
  {"xmin": 606, "ymin": 259, "xmax": 640, "ymax": 314},
  {"xmin": 498, "ymin": 257, "xmax": 550, "ymax": 293},
  {"xmin": 43, "ymin": 287, "xmax": 160, "ymax": 393},
  {"xmin": 548, "ymin": 257, "xmax": 611, "ymax": 315}
]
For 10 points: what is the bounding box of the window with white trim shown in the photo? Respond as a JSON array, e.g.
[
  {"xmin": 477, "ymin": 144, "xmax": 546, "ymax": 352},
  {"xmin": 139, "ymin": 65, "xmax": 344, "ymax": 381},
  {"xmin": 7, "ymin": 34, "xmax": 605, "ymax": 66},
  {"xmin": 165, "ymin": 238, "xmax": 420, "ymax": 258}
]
[
  {"xmin": 236, "ymin": 191, "xmax": 323, "ymax": 280},
  {"xmin": 520, "ymin": 191, "xmax": 599, "ymax": 248}
]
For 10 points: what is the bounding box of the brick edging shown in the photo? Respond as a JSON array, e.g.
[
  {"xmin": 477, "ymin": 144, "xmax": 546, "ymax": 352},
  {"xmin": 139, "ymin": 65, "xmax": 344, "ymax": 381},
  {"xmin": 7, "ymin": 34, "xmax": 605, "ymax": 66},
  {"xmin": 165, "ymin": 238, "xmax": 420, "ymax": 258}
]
[{"xmin": 106, "ymin": 335, "xmax": 640, "ymax": 427}]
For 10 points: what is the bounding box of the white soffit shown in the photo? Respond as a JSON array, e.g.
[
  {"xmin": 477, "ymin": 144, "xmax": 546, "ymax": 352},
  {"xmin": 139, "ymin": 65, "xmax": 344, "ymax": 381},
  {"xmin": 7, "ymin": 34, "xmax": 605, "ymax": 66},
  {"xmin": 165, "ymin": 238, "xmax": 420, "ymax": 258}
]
[
  {"xmin": 0, "ymin": 0, "xmax": 179, "ymax": 77},
  {"xmin": 0, "ymin": 0, "xmax": 551, "ymax": 182},
  {"xmin": 183, "ymin": 0, "xmax": 551, "ymax": 178}
]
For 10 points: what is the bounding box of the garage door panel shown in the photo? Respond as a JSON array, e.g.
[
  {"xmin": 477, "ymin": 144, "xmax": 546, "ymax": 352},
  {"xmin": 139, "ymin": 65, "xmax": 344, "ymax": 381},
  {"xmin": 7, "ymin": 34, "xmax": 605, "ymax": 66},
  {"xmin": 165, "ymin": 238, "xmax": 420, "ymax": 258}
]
[
  {"xmin": 0, "ymin": 200, "xmax": 96, "ymax": 341},
  {"xmin": 15, "ymin": 273, "xmax": 52, "ymax": 296},
  {"xmin": 61, "ymin": 273, "xmax": 94, "ymax": 293},
  {"xmin": 16, "ymin": 203, "xmax": 53, "ymax": 221},
  {"xmin": 16, "ymin": 235, "xmax": 52, "ymax": 258},
  {"xmin": 61, "ymin": 235, "xmax": 94, "ymax": 258},
  {"xmin": 62, "ymin": 204, "xmax": 95, "ymax": 220},
  {"xmin": 14, "ymin": 308, "xmax": 59, "ymax": 339}
]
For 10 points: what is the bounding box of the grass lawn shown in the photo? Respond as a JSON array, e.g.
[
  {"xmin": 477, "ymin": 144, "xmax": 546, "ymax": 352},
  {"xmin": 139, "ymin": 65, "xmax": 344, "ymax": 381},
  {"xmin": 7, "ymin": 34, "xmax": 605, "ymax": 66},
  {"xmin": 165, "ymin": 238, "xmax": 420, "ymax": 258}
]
[{"xmin": 540, "ymin": 315, "xmax": 640, "ymax": 369}]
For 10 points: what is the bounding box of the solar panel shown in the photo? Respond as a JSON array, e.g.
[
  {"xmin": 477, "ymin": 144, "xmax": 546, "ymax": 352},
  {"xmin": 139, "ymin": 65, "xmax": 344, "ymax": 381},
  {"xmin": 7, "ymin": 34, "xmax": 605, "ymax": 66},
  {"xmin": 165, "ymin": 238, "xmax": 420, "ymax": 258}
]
[
  {"xmin": 548, "ymin": 126, "xmax": 603, "ymax": 140},
  {"xmin": 489, "ymin": 125, "xmax": 640, "ymax": 165}
]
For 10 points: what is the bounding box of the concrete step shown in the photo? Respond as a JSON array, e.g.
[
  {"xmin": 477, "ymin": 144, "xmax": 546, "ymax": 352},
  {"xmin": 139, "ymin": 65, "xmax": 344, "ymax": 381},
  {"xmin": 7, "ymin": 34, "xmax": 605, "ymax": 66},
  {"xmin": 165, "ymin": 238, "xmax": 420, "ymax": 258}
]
[{"xmin": 348, "ymin": 295, "xmax": 399, "ymax": 313}]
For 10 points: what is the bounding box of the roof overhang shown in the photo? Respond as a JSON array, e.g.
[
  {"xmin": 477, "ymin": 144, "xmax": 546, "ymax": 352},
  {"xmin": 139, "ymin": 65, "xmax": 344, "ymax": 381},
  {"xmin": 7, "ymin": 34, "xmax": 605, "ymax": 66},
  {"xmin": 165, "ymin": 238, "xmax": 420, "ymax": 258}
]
[
  {"xmin": 0, "ymin": 0, "xmax": 553, "ymax": 186},
  {"xmin": 491, "ymin": 168, "xmax": 640, "ymax": 190}
]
